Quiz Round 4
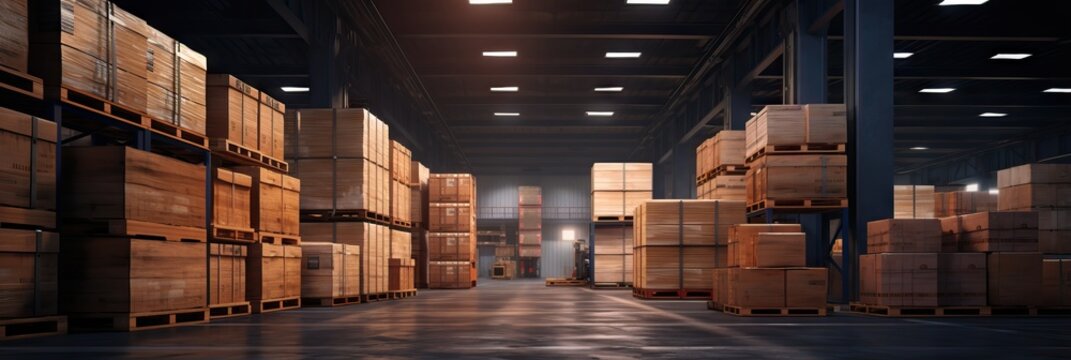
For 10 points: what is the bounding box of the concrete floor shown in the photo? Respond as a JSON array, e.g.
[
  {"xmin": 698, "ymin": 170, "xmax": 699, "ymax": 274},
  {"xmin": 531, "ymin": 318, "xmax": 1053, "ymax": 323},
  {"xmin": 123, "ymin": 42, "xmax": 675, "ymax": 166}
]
[{"xmin": 3, "ymin": 280, "xmax": 1071, "ymax": 359}]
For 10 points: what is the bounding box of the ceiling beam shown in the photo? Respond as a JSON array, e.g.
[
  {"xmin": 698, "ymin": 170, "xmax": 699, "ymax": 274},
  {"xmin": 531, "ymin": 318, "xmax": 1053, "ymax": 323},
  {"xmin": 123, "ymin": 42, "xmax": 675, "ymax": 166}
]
[
  {"xmin": 452, "ymin": 126, "xmax": 644, "ymax": 135},
  {"xmin": 418, "ymin": 65, "xmax": 692, "ymax": 79},
  {"xmin": 435, "ymin": 96, "xmax": 667, "ymax": 107}
]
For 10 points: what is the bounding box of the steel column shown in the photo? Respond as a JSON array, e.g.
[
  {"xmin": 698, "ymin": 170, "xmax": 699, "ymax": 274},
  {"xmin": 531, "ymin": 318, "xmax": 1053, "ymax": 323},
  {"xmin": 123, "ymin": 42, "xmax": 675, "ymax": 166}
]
[
  {"xmin": 785, "ymin": 0, "xmax": 830, "ymax": 105},
  {"xmin": 727, "ymin": 84, "xmax": 752, "ymax": 130},
  {"xmin": 844, "ymin": 0, "xmax": 895, "ymax": 302},
  {"xmin": 309, "ymin": 1, "xmax": 346, "ymax": 108}
]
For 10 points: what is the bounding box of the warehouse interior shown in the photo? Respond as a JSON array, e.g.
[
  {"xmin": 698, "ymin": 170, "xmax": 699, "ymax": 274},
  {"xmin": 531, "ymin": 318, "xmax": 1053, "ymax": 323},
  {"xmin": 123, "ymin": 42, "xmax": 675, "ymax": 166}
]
[{"xmin": 2, "ymin": 0, "xmax": 1071, "ymax": 358}]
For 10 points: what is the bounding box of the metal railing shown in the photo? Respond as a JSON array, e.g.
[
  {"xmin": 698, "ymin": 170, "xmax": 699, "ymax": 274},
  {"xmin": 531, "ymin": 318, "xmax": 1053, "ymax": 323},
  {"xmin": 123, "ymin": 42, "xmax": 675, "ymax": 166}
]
[{"xmin": 477, "ymin": 207, "xmax": 591, "ymax": 220}]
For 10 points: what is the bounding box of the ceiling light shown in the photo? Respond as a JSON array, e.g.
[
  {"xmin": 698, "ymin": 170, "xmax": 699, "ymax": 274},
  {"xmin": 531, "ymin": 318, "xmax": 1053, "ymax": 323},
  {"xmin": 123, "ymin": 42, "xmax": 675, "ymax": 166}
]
[
  {"xmin": 491, "ymin": 86, "xmax": 519, "ymax": 92},
  {"xmin": 910, "ymin": 146, "xmax": 929, "ymax": 151},
  {"xmin": 482, "ymin": 51, "xmax": 517, "ymax": 57},
  {"xmin": 938, "ymin": 0, "xmax": 988, "ymax": 5},
  {"xmin": 280, "ymin": 86, "xmax": 309, "ymax": 93},
  {"xmin": 595, "ymin": 87, "xmax": 624, "ymax": 92},
  {"xmin": 627, "ymin": 0, "xmax": 671, "ymax": 4},
  {"xmin": 587, "ymin": 111, "xmax": 614, "ymax": 117},
  {"xmin": 469, "ymin": 0, "xmax": 511, "ymax": 4},
  {"xmin": 495, "ymin": 112, "xmax": 520, "ymax": 117},
  {"xmin": 894, "ymin": 52, "xmax": 914, "ymax": 59},
  {"xmin": 919, "ymin": 88, "xmax": 956, "ymax": 94},
  {"xmin": 979, "ymin": 112, "xmax": 1007, "ymax": 117},
  {"xmin": 1043, "ymin": 88, "xmax": 1071, "ymax": 93},
  {"xmin": 991, "ymin": 53, "xmax": 1032, "ymax": 60},
  {"xmin": 965, "ymin": 183, "xmax": 980, "ymax": 192},
  {"xmin": 749, "ymin": 112, "xmax": 758, "ymax": 116},
  {"xmin": 606, "ymin": 52, "xmax": 642, "ymax": 58},
  {"xmin": 988, "ymin": 188, "xmax": 1000, "ymax": 195}
]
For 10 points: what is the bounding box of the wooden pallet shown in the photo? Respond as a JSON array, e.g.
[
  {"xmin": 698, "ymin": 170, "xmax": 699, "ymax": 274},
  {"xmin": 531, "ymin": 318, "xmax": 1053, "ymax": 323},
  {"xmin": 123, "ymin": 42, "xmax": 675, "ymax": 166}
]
[
  {"xmin": 747, "ymin": 198, "xmax": 849, "ymax": 213},
  {"xmin": 591, "ymin": 282, "xmax": 633, "ymax": 290},
  {"xmin": 545, "ymin": 278, "xmax": 589, "ymax": 287},
  {"xmin": 149, "ymin": 118, "xmax": 209, "ymax": 149},
  {"xmin": 209, "ymin": 139, "xmax": 289, "ymax": 173},
  {"xmin": 0, "ymin": 316, "xmax": 67, "ymax": 341},
  {"xmin": 633, "ymin": 288, "xmax": 713, "ymax": 300},
  {"xmin": 63, "ymin": 219, "xmax": 207, "ymax": 243},
  {"xmin": 722, "ymin": 304, "xmax": 828, "ymax": 317},
  {"xmin": 393, "ymin": 220, "xmax": 413, "ymax": 229},
  {"xmin": 210, "ymin": 224, "xmax": 257, "ymax": 244},
  {"xmin": 56, "ymin": 87, "xmax": 150, "ymax": 128},
  {"xmin": 0, "ymin": 206, "xmax": 57, "ymax": 230},
  {"xmin": 301, "ymin": 209, "xmax": 392, "ymax": 225},
  {"xmin": 251, "ymin": 297, "xmax": 301, "ymax": 314},
  {"xmin": 390, "ymin": 290, "xmax": 418, "ymax": 299},
  {"xmin": 746, "ymin": 143, "xmax": 846, "ymax": 163},
  {"xmin": 593, "ymin": 215, "xmax": 634, "ymax": 222},
  {"xmin": 0, "ymin": 66, "xmax": 44, "ymax": 99},
  {"xmin": 69, "ymin": 308, "xmax": 208, "ymax": 332},
  {"xmin": 209, "ymin": 302, "xmax": 252, "ymax": 320},
  {"xmin": 257, "ymin": 231, "xmax": 300, "ymax": 245},
  {"xmin": 361, "ymin": 293, "xmax": 391, "ymax": 303},
  {"xmin": 302, "ymin": 296, "xmax": 362, "ymax": 307}
]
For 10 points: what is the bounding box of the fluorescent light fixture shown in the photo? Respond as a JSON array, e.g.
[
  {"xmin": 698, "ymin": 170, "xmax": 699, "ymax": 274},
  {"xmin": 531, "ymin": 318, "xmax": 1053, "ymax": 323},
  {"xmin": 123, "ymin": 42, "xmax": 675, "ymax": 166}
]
[
  {"xmin": 562, "ymin": 229, "xmax": 576, "ymax": 241},
  {"xmin": 490, "ymin": 86, "xmax": 519, "ymax": 92},
  {"xmin": 469, "ymin": 0, "xmax": 511, "ymax": 4},
  {"xmin": 938, "ymin": 0, "xmax": 988, "ymax": 5},
  {"xmin": 482, "ymin": 51, "xmax": 517, "ymax": 57},
  {"xmin": 919, "ymin": 88, "xmax": 956, "ymax": 94},
  {"xmin": 988, "ymin": 188, "xmax": 1000, "ymax": 195},
  {"xmin": 750, "ymin": 112, "xmax": 758, "ymax": 116},
  {"xmin": 991, "ymin": 53, "xmax": 1032, "ymax": 60},
  {"xmin": 627, "ymin": 0, "xmax": 671, "ymax": 4},
  {"xmin": 606, "ymin": 52, "xmax": 642, "ymax": 58},
  {"xmin": 894, "ymin": 52, "xmax": 914, "ymax": 59},
  {"xmin": 595, "ymin": 87, "xmax": 624, "ymax": 92},
  {"xmin": 979, "ymin": 112, "xmax": 1008, "ymax": 118},
  {"xmin": 280, "ymin": 86, "xmax": 309, "ymax": 93},
  {"xmin": 494, "ymin": 112, "xmax": 520, "ymax": 117},
  {"xmin": 1043, "ymin": 88, "xmax": 1071, "ymax": 93},
  {"xmin": 910, "ymin": 146, "xmax": 930, "ymax": 151},
  {"xmin": 587, "ymin": 111, "xmax": 615, "ymax": 117},
  {"xmin": 965, "ymin": 183, "xmax": 980, "ymax": 192}
]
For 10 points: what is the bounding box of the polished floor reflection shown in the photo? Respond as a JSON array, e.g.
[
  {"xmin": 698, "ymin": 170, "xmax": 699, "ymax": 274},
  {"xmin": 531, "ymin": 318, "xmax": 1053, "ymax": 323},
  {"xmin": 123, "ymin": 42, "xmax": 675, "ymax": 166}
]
[{"xmin": 3, "ymin": 279, "xmax": 1071, "ymax": 359}]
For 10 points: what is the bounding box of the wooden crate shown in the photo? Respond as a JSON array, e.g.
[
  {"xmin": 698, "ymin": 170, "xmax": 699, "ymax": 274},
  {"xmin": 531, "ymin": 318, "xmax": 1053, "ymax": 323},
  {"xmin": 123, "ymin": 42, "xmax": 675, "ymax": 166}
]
[
  {"xmin": 291, "ymin": 158, "xmax": 388, "ymax": 217},
  {"xmin": 518, "ymin": 244, "xmax": 541, "ymax": 258},
  {"xmin": 1037, "ymin": 209, "xmax": 1071, "ymax": 254},
  {"xmin": 428, "ymin": 261, "xmax": 474, "ymax": 289},
  {"xmin": 745, "ymin": 104, "xmax": 846, "ymax": 159},
  {"xmin": 1042, "ymin": 258, "xmax": 1071, "ymax": 307},
  {"xmin": 997, "ymin": 163, "xmax": 1071, "ymax": 188},
  {"xmin": 518, "ymin": 229, "xmax": 541, "ymax": 245},
  {"xmin": 633, "ymin": 246, "xmax": 722, "ymax": 289},
  {"xmin": 593, "ymin": 224, "xmax": 633, "ymax": 255},
  {"xmin": 429, "ymin": 173, "xmax": 476, "ymax": 203},
  {"xmin": 591, "ymin": 163, "xmax": 653, "ymax": 192},
  {"xmin": 518, "ymin": 186, "xmax": 542, "ymax": 206},
  {"xmin": 410, "ymin": 162, "xmax": 429, "ymax": 227},
  {"xmin": 0, "ymin": 0, "xmax": 28, "ymax": 73},
  {"xmin": 429, "ymin": 203, "xmax": 475, "ymax": 232},
  {"xmin": 61, "ymin": 237, "xmax": 207, "ymax": 317},
  {"xmin": 301, "ymin": 242, "xmax": 360, "ymax": 302},
  {"xmin": 390, "ymin": 140, "xmax": 412, "ymax": 184},
  {"xmin": 389, "ymin": 258, "xmax": 415, "ymax": 292},
  {"xmin": 867, "ymin": 219, "xmax": 942, "ymax": 254},
  {"xmin": 428, "ymin": 232, "xmax": 475, "ymax": 262},
  {"xmin": 730, "ymin": 232, "xmax": 806, "ymax": 268},
  {"xmin": 494, "ymin": 244, "xmax": 515, "ymax": 258},
  {"xmin": 0, "ymin": 107, "xmax": 56, "ymax": 211},
  {"xmin": 933, "ymin": 191, "xmax": 998, "ymax": 217},
  {"xmin": 285, "ymin": 108, "xmax": 389, "ymax": 167},
  {"xmin": 412, "ymin": 229, "xmax": 429, "ymax": 289},
  {"xmin": 998, "ymin": 184, "xmax": 1071, "ymax": 211},
  {"xmin": 591, "ymin": 191, "xmax": 652, "ymax": 221},
  {"xmin": 709, "ymin": 130, "xmax": 746, "ymax": 176},
  {"xmin": 213, "ymin": 168, "xmax": 252, "ymax": 231},
  {"xmin": 391, "ymin": 229, "xmax": 412, "ymax": 260},
  {"xmin": 247, "ymin": 243, "xmax": 302, "ymax": 308},
  {"xmin": 519, "ymin": 206, "xmax": 541, "ymax": 230},
  {"xmin": 206, "ymin": 74, "xmax": 260, "ymax": 150},
  {"xmin": 0, "ymin": 229, "xmax": 58, "ymax": 319},
  {"xmin": 746, "ymin": 154, "xmax": 847, "ymax": 208},
  {"xmin": 391, "ymin": 179, "xmax": 411, "ymax": 226},
  {"xmin": 987, "ymin": 253, "xmax": 1042, "ymax": 307},
  {"xmin": 61, "ymin": 146, "xmax": 205, "ymax": 229},
  {"xmin": 726, "ymin": 224, "xmax": 802, "ymax": 268},
  {"xmin": 633, "ymin": 200, "xmax": 747, "ymax": 248},
  {"xmin": 938, "ymin": 253, "xmax": 986, "ymax": 307},
  {"xmin": 145, "ymin": 28, "xmax": 207, "ymax": 135},
  {"xmin": 698, "ymin": 174, "xmax": 746, "ymax": 202},
  {"xmin": 859, "ymin": 253, "xmax": 938, "ymax": 307},
  {"xmin": 209, "ymin": 243, "xmax": 247, "ymax": 308},
  {"xmin": 234, "ymin": 166, "xmax": 300, "ymax": 236},
  {"xmin": 725, "ymin": 268, "xmax": 828, "ymax": 309},
  {"xmin": 593, "ymin": 254, "xmax": 633, "ymax": 284},
  {"xmin": 940, "ymin": 211, "xmax": 1039, "ymax": 253},
  {"xmin": 299, "ymin": 222, "xmax": 389, "ymax": 296},
  {"xmin": 258, "ymin": 93, "xmax": 285, "ymax": 159},
  {"xmin": 894, "ymin": 185, "xmax": 936, "ymax": 219}
]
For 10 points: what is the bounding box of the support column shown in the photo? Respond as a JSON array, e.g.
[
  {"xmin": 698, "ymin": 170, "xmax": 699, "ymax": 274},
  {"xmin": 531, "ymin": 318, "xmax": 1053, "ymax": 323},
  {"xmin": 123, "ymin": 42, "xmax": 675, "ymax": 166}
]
[
  {"xmin": 309, "ymin": 2, "xmax": 345, "ymax": 108},
  {"xmin": 785, "ymin": 0, "xmax": 829, "ymax": 105},
  {"xmin": 672, "ymin": 138, "xmax": 699, "ymax": 199},
  {"xmin": 844, "ymin": 0, "xmax": 895, "ymax": 301},
  {"xmin": 727, "ymin": 84, "xmax": 752, "ymax": 130}
]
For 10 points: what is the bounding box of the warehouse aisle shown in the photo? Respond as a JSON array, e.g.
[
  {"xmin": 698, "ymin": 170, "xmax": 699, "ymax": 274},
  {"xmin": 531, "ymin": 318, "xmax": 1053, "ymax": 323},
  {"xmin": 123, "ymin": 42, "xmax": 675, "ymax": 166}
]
[{"xmin": 3, "ymin": 281, "xmax": 1071, "ymax": 359}]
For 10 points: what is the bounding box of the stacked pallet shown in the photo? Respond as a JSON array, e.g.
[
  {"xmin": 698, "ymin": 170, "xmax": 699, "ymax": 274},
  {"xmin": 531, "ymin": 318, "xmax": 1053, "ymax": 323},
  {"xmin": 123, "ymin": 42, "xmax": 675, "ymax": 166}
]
[
  {"xmin": 895, "ymin": 185, "xmax": 936, "ymax": 219},
  {"xmin": 428, "ymin": 174, "xmax": 477, "ymax": 289},
  {"xmin": 0, "ymin": 107, "xmax": 66, "ymax": 339},
  {"xmin": 60, "ymin": 146, "xmax": 210, "ymax": 330},
  {"xmin": 633, "ymin": 200, "xmax": 746, "ymax": 299},
  {"xmin": 591, "ymin": 163, "xmax": 653, "ymax": 221},
  {"xmin": 301, "ymin": 242, "xmax": 361, "ymax": 307},
  {"xmin": 745, "ymin": 105, "xmax": 847, "ymax": 212},
  {"xmin": 997, "ymin": 163, "xmax": 1071, "ymax": 307},
  {"xmin": 0, "ymin": 0, "xmax": 29, "ymax": 75},
  {"xmin": 207, "ymin": 75, "xmax": 287, "ymax": 167},
  {"xmin": 301, "ymin": 222, "xmax": 390, "ymax": 301},
  {"xmin": 390, "ymin": 141, "xmax": 412, "ymax": 228},
  {"xmin": 389, "ymin": 259, "xmax": 416, "ymax": 294},
  {"xmin": 593, "ymin": 225, "xmax": 634, "ymax": 287},
  {"xmin": 411, "ymin": 162, "xmax": 430, "ymax": 289},
  {"xmin": 934, "ymin": 190, "xmax": 997, "ymax": 218},
  {"xmin": 696, "ymin": 131, "xmax": 746, "ymax": 201},
  {"xmin": 232, "ymin": 166, "xmax": 302, "ymax": 313},
  {"xmin": 518, "ymin": 186, "xmax": 542, "ymax": 259}
]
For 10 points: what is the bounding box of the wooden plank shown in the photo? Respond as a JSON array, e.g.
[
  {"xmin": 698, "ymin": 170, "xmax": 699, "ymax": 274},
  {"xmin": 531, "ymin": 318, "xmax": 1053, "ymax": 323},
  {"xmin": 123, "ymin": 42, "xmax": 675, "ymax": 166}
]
[
  {"xmin": 0, "ymin": 108, "xmax": 56, "ymax": 211},
  {"xmin": 859, "ymin": 253, "xmax": 938, "ymax": 307},
  {"xmin": 0, "ymin": 316, "xmax": 66, "ymax": 341},
  {"xmin": 746, "ymin": 154, "xmax": 847, "ymax": 207},
  {"xmin": 208, "ymin": 302, "xmax": 251, "ymax": 319},
  {"xmin": 209, "ymin": 243, "xmax": 247, "ymax": 309},
  {"xmin": 894, "ymin": 185, "xmax": 935, "ymax": 219},
  {"xmin": 247, "ymin": 243, "xmax": 302, "ymax": 306},
  {"xmin": 867, "ymin": 218, "xmax": 942, "ymax": 254},
  {"xmin": 0, "ymin": 229, "xmax": 59, "ymax": 319},
  {"xmin": 234, "ymin": 166, "xmax": 300, "ymax": 236},
  {"xmin": 301, "ymin": 242, "xmax": 361, "ymax": 300},
  {"xmin": 213, "ymin": 168, "xmax": 252, "ymax": 231}
]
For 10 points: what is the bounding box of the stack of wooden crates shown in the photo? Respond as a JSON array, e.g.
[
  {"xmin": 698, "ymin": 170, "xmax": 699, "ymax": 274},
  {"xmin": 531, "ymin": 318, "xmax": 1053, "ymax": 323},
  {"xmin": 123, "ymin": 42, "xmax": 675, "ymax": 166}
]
[
  {"xmin": 428, "ymin": 174, "xmax": 478, "ymax": 289},
  {"xmin": 388, "ymin": 141, "xmax": 415, "ymax": 296},
  {"xmin": 744, "ymin": 105, "xmax": 848, "ymax": 212},
  {"xmin": 714, "ymin": 224, "xmax": 829, "ymax": 315},
  {"xmin": 696, "ymin": 131, "xmax": 746, "ymax": 201},
  {"xmin": 591, "ymin": 163, "xmax": 652, "ymax": 287},
  {"xmin": 410, "ymin": 162, "xmax": 430, "ymax": 288},
  {"xmin": 518, "ymin": 186, "xmax": 542, "ymax": 259},
  {"xmin": 934, "ymin": 190, "xmax": 998, "ymax": 218}
]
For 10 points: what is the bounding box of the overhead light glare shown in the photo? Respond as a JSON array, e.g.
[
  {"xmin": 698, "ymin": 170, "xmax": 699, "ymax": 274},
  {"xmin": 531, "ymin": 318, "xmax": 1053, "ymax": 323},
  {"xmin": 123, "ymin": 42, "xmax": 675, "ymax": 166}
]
[
  {"xmin": 894, "ymin": 52, "xmax": 914, "ymax": 59},
  {"xmin": 491, "ymin": 86, "xmax": 519, "ymax": 92},
  {"xmin": 469, "ymin": 0, "xmax": 511, "ymax": 4},
  {"xmin": 979, "ymin": 112, "xmax": 1008, "ymax": 118},
  {"xmin": 606, "ymin": 52, "xmax": 642, "ymax": 58},
  {"xmin": 587, "ymin": 111, "xmax": 615, "ymax": 117},
  {"xmin": 1043, "ymin": 88, "xmax": 1071, "ymax": 93},
  {"xmin": 595, "ymin": 87, "xmax": 624, "ymax": 92},
  {"xmin": 749, "ymin": 112, "xmax": 758, "ymax": 116},
  {"xmin": 988, "ymin": 188, "xmax": 1000, "ymax": 195},
  {"xmin": 494, "ymin": 112, "xmax": 520, "ymax": 117},
  {"xmin": 910, "ymin": 146, "xmax": 930, "ymax": 151},
  {"xmin": 991, "ymin": 53, "xmax": 1032, "ymax": 60},
  {"xmin": 938, "ymin": 0, "xmax": 988, "ymax": 5},
  {"xmin": 965, "ymin": 183, "xmax": 980, "ymax": 192},
  {"xmin": 280, "ymin": 86, "xmax": 309, "ymax": 93},
  {"xmin": 919, "ymin": 88, "xmax": 956, "ymax": 94},
  {"xmin": 482, "ymin": 51, "xmax": 517, "ymax": 57},
  {"xmin": 627, "ymin": 0, "xmax": 671, "ymax": 4}
]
